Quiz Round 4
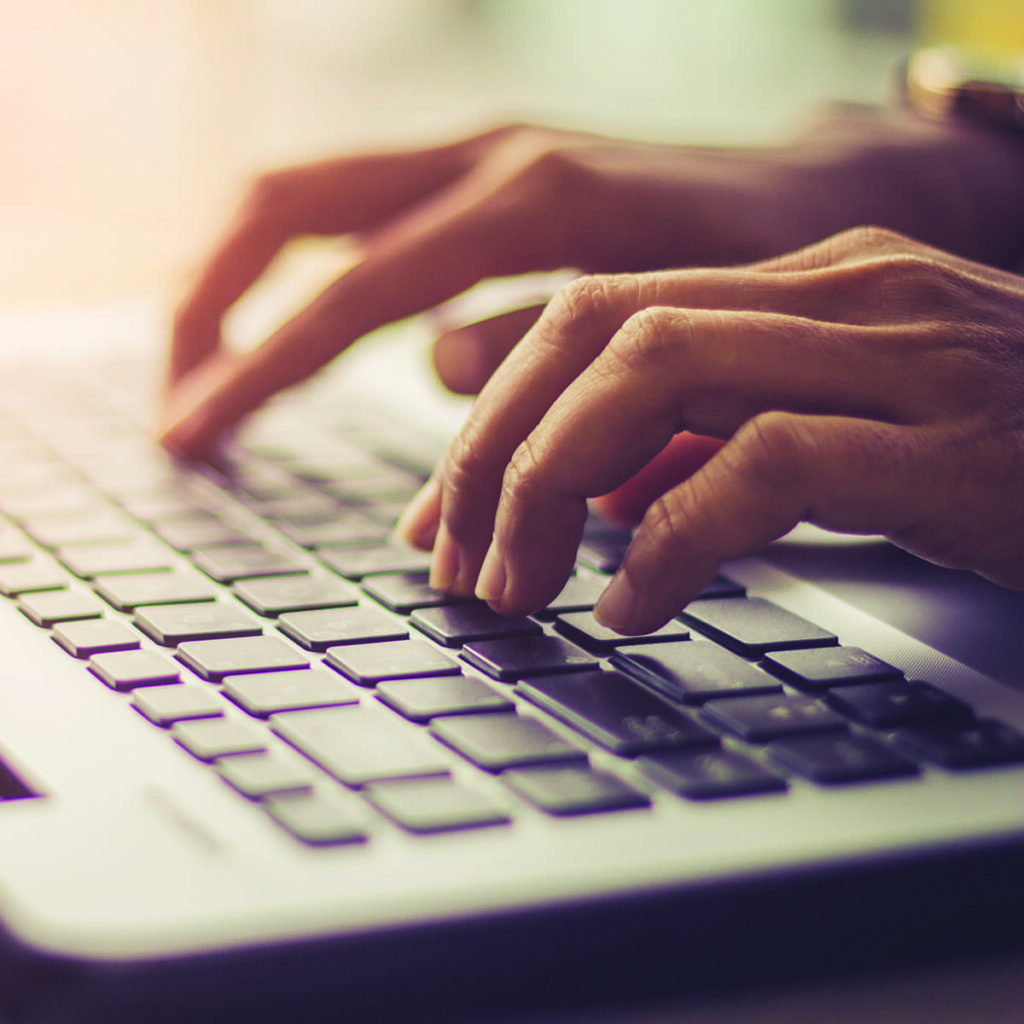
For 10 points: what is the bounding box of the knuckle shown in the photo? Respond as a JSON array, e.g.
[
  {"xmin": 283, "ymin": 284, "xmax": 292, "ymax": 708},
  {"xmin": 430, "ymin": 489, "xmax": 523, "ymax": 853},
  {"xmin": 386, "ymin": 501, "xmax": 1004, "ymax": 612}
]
[
  {"xmin": 240, "ymin": 169, "xmax": 297, "ymax": 229},
  {"xmin": 836, "ymin": 224, "xmax": 910, "ymax": 254},
  {"xmin": 642, "ymin": 488, "xmax": 704, "ymax": 564},
  {"xmin": 549, "ymin": 274, "xmax": 630, "ymax": 330},
  {"xmin": 729, "ymin": 411, "xmax": 813, "ymax": 491},
  {"xmin": 502, "ymin": 434, "xmax": 549, "ymax": 507},
  {"xmin": 607, "ymin": 306, "xmax": 693, "ymax": 373}
]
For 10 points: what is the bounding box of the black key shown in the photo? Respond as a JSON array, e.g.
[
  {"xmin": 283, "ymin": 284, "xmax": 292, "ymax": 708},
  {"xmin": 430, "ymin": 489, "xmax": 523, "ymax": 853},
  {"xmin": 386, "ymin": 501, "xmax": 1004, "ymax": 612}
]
[
  {"xmin": 94, "ymin": 571, "xmax": 217, "ymax": 611},
  {"xmin": 826, "ymin": 680, "xmax": 971, "ymax": 728},
  {"xmin": 318, "ymin": 542, "xmax": 433, "ymax": 581},
  {"xmin": 223, "ymin": 668, "xmax": 360, "ymax": 717},
  {"xmin": 555, "ymin": 611, "xmax": 689, "ymax": 654},
  {"xmin": 277, "ymin": 517, "xmax": 388, "ymax": 549},
  {"xmin": 272, "ymin": 706, "xmax": 450, "ymax": 786},
  {"xmin": 217, "ymin": 752, "xmax": 316, "ymax": 798},
  {"xmin": 364, "ymin": 777, "xmax": 510, "ymax": 833},
  {"xmin": 702, "ymin": 693, "xmax": 848, "ymax": 742},
  {"xmin": 57, "ymin": 540, "xmax": 174, "ymax": 579},
  {"xmin": 0, "ymin": 558, "xmax": 67, "ymax": 596},
  {"xmin": 576, "ymin": 535, "xmax": 629, "ymax": 573},
  {"xmin": 461, "ymin": 634, "xmax": 599, "ymax": 681},
  {"xmin": 18, "ymin": 590, "xmax": 103, "ymax": 627},
  {"xmin": 263, "ymin": 791, "xmax": 367, "ymax": 845},
  {"xmin": 896, "ymin": 719, "xmax": 1024, "ymax": 768},
  {"xmin": 89, "ymin": 649, "xmax": 181, "ymax": 691},
  {"xmin": 503, "ymin": 764, "xmax": 650, "ymax": 815},
  {"xmin": 377, "ymin": 676, "xmax": 513, "ymax": 722},
  {"xmin": 172, "ymin": 717, "xmax": 267, "ymax": 760},
  {"xmin": 612, "ymin": 641, "xmax": 781, "ymax": 704},
  {"xmin": 233, "ymin": 575, "xmax": 360, "ymax": 617},
  {"xmin": 762, "ymin": 647, "xmax": 902, "ymax": 691},
  {"xmin": 324, "ymin": 637, "xmax": 458, "ymax": 685},
  {"xmin": 131, "ymin": 684, "xmax": 224, "ymax": 726},
  {"xmin": 192, "ymin": 544, "xmax": 308, "ymax": 583},
  {"xmin": 278, "ymin": 606, "xmax": 408, "ymax": 651},
  {"xmin": 134, "ymin": 602, "xmax": 263, "ymax": 646},
  {"xmin": 640, "ymin": 748, "xmax": 787, "ymax": 799},
  {"xmin": 693, "ymin": 574, "xmax": 747, "ymax": 600},
  {"xmin": 680, "ymin": 597, "xmax": 837, "ymax": 656},
  {"xmin": 430, "ymin": 712, "xmax": 586, "ymax": 772},
  {"xmin": 52, "ymin": 617, "xmax": 141, "ymax": 657},
  {"xmin": 177, "ymin": 636, "xmax": 309, "ymax": 681},
  {"xmin": 518, "ymin": 670, "xmax": 719, "ymax": 756},
  {"xmin": 535, "ymin": 575, "xmax": 608, "ymax": 618},
  {"xmin": 410, "ymin": 604, "xmax": 542, "ymax": 648},
  {"xmin": 769, "ymin": 733, "xmax": 918, "ymax": 784},
  {"xmin": 361, "ymin": 571, "xmax": 469, "ymax": 614}
]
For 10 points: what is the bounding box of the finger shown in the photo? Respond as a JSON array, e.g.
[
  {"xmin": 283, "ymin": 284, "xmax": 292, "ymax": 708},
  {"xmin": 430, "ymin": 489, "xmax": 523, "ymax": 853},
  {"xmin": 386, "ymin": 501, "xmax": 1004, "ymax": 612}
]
[{"xmin": 431, "ymin": 305, "xmax": 545, "ymax": 394}]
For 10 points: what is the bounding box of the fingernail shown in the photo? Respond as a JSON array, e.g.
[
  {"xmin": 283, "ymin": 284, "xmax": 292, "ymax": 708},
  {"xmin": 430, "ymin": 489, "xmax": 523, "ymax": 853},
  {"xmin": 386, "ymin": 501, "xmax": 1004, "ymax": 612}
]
[
  {"xmin": 475, "ymin": 540, "xmax": 507, "ymax": 604},
  {"xmin": 395, "ymin": 477, "xmax": 441, "ymax": 549},
  {"xmin": 594, "ymin": 571, "xmax": 638, "ymax": 633},
  {"xmin": 429, "ymin": 522, "xmax": 461, "ymax": 593}
]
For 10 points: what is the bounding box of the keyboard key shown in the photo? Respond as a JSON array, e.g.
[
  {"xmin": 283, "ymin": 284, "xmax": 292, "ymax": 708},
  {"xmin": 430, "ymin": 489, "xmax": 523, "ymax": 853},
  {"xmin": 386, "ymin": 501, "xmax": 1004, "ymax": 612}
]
[
  {"xmin": 410, "ymin": 604, "xmax": 542, "ymax": 648},
  {"xmin": 278, "ymin": 606, "xmax": 408, "ymax": 652},
  {"xmin": 0, "ymin": 558, "xmax": 68, "ymax": 596},
  {"xmin": 217, "ymin": 751, "xmax": 315, "ymax": 798},
  {"xmin": 172, "ymin": 717, "xmax": 267, "ymax": 760},
  {"xmin": 364, "ymin": 777, "xmax": 510, "ymax": 833},
  {"xmin": 0, "ymin": 524, "xmax": 31, "ymax": 563},
  {"xmin": 518, "ymin": 670, "xmax": 719, "ymax": 756},
  {"xmin": 94, "ymin": 571, "xmax": 217, "ymax": 611},
  {"xmin": 554, "ymin": 611, "xmax": 689, "ymax": 653},
  {"xmin": 680, "ymin": 597, "xmax": 837, "ymax": 656},
  {"xmin": 612, "ymin": 641, "xmax": 782, "ymax": 704},
  {"xmin": 576, "ymin": 535, "xmax": 629, "ymax": 573},
  {"xmin": 376, "ymin": 676, "xmax": 513, "ymax": 722},
  {"xmin": 233, "ymin": 575, "xmax": 360, "ymax": 616},
  {"xmin": 318, "ymin": 541, "xmax": 433, "ymax": 580},
  {"xmin": 18, "ymin": 589, "xmax": 103, "ymax": 627},
  {"xmin": 535, "ymin": 575, "xmax": 608, "ymax": 618},
  {"xmin": 24, "ymin": 512, "xmax": 134, "ymax": 549},
  {"xmin": 177, "ymin": 636, "xmax": 309, "ymax": 681},
  {"xmin": 192, "ymin": 545, "xmax": 308, "ymax": 583},
  {"xmin": 896, "ymin": 719, "xmax": 1024, "ymax": 768},
  {"xmin": 769, "ymin": 733, "xmax": 918, "ymax": 784},
  {"xmin": 431, "ymin": 713, "xmax": 586, "ymax": 772},
  {"xmin": 272, "ymin": 706, "xmax": 451, "ymax": 786},
  {"xmin": 361, "ymin": 571, "xmax": 469, "ymax": 614},
  {"xmin": 277, "ymin": 517, "xmax": 389, "ymax": 550},
  {"xmin": 134, "ymin": 602, "xmax": 263, "ymax": 646},
  {"xmin": 89, "ymin": 649, "xmax": 180, "ymax": 691},
  {"xmin": 639, "ymin": 748, "xmax": 787, "ymax": 799},
  {"xmin": 702, "ymin": 693, "xmax": 848, "ymax": 742},
  {"xmin": 56, "ymin": 540, "xmax": 174, "ymax": 579},
  {"xmin": 826, "ymin": 680, "xmax": 971, "ymax": 728},
  {"xmin": 461, "ymin": 634, "xmax": 599, "ymax": 681},
  {"xmin": 263, "ymin": 791, "xmax": 367, "ymax": 845},
  {"xmin": 762, "ymin": 647, "xmax": 902, "ymax": 691},
  {"xmin": 693, "ymin": 574, "xmax": 747, "ymax": 600},
  {"xmin": 52, "ymin": 617, "xmax": 141, "ymax": 657},
  {"xmin": 503, "ymin": 764, "xmax": 650, "ymax": 815},
  {"xmin": 154, "ymin": 518, "xmax": 257, "ymax": 551},
  {"xmin": 325, "ymin": 637, "xmax": 458, "ymax": 685},
  {"xmin": 131, "ymin": 684, "xmax": 224, "ymax": 726},
  {"xmin": 223, "ymin": 669, "xmax": 360, "ymax": 717}
]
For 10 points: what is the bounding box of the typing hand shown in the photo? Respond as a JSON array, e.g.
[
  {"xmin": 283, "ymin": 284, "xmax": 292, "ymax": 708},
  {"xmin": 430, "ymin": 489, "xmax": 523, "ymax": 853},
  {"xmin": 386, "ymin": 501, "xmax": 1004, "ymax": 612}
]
[{"xmin": 397, "ymin": 227, "xmax": 1024, "ymax": 633}]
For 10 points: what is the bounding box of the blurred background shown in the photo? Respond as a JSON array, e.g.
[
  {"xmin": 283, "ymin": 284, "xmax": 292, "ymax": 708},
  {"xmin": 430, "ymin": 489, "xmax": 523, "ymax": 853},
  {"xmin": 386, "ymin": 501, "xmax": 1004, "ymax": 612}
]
[{"xmin": 1, "ymin": 0, "xmax": 1022, "ymax": 308}]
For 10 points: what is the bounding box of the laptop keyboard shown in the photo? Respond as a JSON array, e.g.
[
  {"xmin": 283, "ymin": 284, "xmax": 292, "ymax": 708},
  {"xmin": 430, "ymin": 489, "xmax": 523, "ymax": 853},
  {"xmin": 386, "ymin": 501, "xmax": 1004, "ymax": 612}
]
[{"xmin": 1, "ymin": 363, "xmax": 1024, "ymax": 846}]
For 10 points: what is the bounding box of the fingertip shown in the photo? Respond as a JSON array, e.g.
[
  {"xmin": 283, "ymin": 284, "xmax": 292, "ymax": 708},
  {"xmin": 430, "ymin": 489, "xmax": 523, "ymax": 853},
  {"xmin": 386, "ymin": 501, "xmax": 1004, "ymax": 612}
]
[
  {"xmin": 432, "ymin": 329, "xmax": 489, "ymax": 395},
  {"xmin": 394, "ymin": 477, "xmax": 442, "ymax": 550}
]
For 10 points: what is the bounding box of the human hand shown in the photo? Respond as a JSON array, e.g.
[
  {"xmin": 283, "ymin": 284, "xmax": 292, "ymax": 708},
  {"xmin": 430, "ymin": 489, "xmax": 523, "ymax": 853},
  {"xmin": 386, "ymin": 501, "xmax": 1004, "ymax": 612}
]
[{"xmin": 396, "ymin": 227, "xmax": 1024, "ymax": 634}]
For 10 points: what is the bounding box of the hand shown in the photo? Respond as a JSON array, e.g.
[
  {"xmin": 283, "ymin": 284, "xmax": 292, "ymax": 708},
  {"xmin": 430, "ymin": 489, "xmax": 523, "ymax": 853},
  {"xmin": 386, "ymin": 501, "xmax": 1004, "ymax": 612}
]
[
  {"xmin": 161, "ymin": 109, "xmax": 1024, "ymax": 455},
  {"xmin": 396, "ymin": 227, "xmax": 1024, "ymax": 634}
]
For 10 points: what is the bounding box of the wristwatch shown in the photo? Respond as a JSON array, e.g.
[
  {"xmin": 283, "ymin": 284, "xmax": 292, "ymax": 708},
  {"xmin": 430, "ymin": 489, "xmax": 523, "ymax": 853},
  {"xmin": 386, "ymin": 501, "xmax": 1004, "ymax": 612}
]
[{"xmin": 902, "ymin": 47, "xmax": 1024, "ymax": 133}]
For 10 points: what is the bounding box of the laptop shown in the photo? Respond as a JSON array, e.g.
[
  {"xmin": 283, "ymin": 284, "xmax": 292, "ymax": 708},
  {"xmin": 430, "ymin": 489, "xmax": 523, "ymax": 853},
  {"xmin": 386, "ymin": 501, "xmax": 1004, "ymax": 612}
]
[{"xmin": 0, "ymin": 305, "xmax": 1021, "ymax": 1024}]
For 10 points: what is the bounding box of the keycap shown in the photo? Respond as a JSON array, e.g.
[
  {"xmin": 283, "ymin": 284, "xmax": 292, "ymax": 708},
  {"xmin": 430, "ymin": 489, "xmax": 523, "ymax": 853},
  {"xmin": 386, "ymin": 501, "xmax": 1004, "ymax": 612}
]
[
  {"xmin": 154, "ymin": 518, "xmax": 257, "ymax": 551},
  {"xmin": 896, "ymin": 719, "xmax": 1024, "ymax": 768},
  {"xmin": 324, "ymin": 637, "xmax": 459, "ymax": 685},
  {"xmin": 272, "ymin": 706, "xmax": 451, "ymax": 786},
  {"xmin": 278, "ymin": 606, "xmax": 408, "ymax": 652},
  {"xmin": 24, "ymin": 512, "xmax": 135, "ymax": 549},
  {"xmin": 364, "ymin": 777, "xmax": 510, "ymax": 833},
  {"xmin": 217, "ymin": 752, "xmax": 316, "ymax": 798},
  {"xmin": 410, "ymin": 604, "xmax": 542, "ymax": 648},
  {"xmin": 376, "ymin": 676, "xmax": 513, "ymax": 722},
  {"xmin": 612, "ymin": 641, "xmax": 782, "ymax": 704},
  {"xmin": 119, "ymin": 494, "xmax": 213, "ymax": 523},
  {"xmin": 639, "ymin": 748, "xmax": 787, "ymax": 799},
  {"xmin": 177, "ymin": 636, "xmax": 309, "ymax": 681},
  {"xmin": 233, "ymin": 575, "xmax": 360, "ymax": 616},
  {"xmin": 702, "ymin": 693, "xmax": 848, "ymax": 742},
  {"xmin": 0, "ymin": 526, "xmax": 31, "ymax": 563},
  {"xmin": 94, "ymin": 571, "xmax": 217, "ymax": 611},
  {"xmin": 263, "ymin": 791, "xmax": 367, "ymax": 845},
  {"xmin": 461, "ymin": 634, "xmax": 599, "ymax": 682},
  {"xmin": 768, "ymin": 733, "xmax": 918, "ymax": 784},
  {"xmin": 52, "ymin": 617, "xmax": 141, "ymax": 657},
  {"xmin": 518, "ymin": 670, "xmax": 719, "ymax": 755},
  {"xmin": 576, "ymin": 535, "xmax": 629, "ymax": 573},
  {"xmin": 680, "ymin": 597, "xmax": 837, "ymax": 657},
  {"xmin": 222, "ymin": 669, "xmax": 360, "ymax": 717},
  {"xmin": 0, "ymin": 558, "xmax": 68, "ymax": 596},
  {"xmin": 192, "ymin": 545, "xmax": 308, "ymax": 583},
  {"xmin": 253, "ymin": 494, "xmax": 339, "ymax": 522},
  {"xmin": 277, "ymin": 517, "xmax": 389, "ymax": 550},
  {"xmin": 18, "ymin": 590, "xmax": 103, "ymax": 627},
  {"xmin": 430, "ymin": 713, "xmax": 586, "ymax": 772},
  {"xmin": 134, "ymin": 602, "xmax": 263, "ymax": 646},
  {"xmin": 534, "ymin": 575, "xmax": 608, "ymax": 618},
  {"xmin": 131, "ymin": 684, "xmax": 224, "ymax": 726},
  {"xmin": 826, "ymin": 680, "xmax": 971, "ymax": 728},
  {"xmin": 89, "ymin": 649, "xmax": 181, "ymax": 691},
  {"xmin": 554, "ymin": 611, "xmax": 689, "ymax": 653},
  {"xmin": 361, "ymin": 571, "xmax": 469, "ymax": 614},
  {"xmin": 57, "ymin": 540, "xmax": 174, "ymax": 579},
  {"xmin": 318, "ymin": 542, "xmax": 433, "ymax": 580},
  {"xmin": 762, "ymin": 647, "xmax": 902, "ymax": 691},
  {"xmin": 503, "ymin": 764, "xmax": 650, "ymax": 815},
  {"xmin": 172, "ymin": 717, "xmax": 268, "ymax": 760},
  {"xmin": 693, "ymin": 574, "xmax": 747, "ymax": 600}
]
